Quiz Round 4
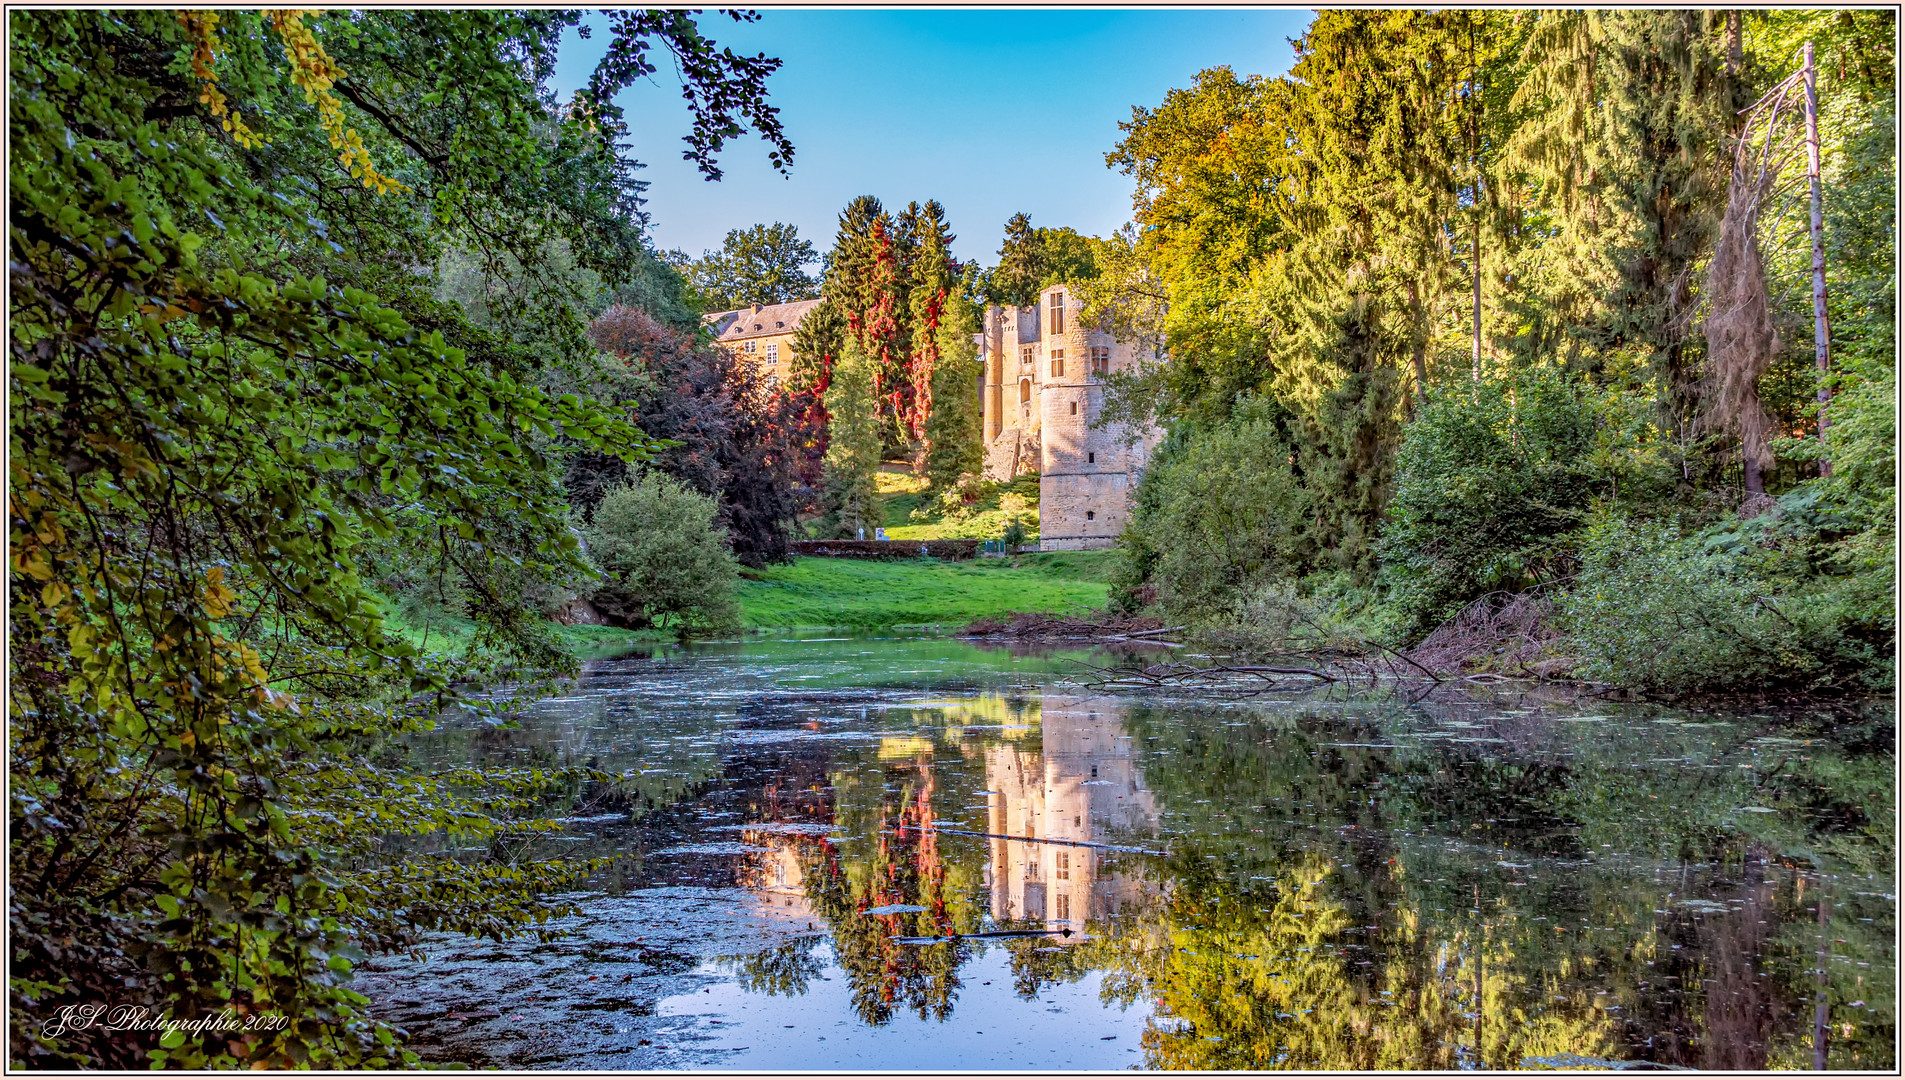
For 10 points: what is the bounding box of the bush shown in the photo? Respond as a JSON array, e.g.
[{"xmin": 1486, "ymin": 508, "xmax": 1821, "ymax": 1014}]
[
  {"xmin": 583, "ymin": 473, "xmax": 742, "ymax": 633},
  {"xmin": 579, "ymin": 304, "xmax": 810, "ymax": 567},
  {"xmin": 1113, "ymin": 398, "xmax": 1310, "ymax": 622},
  {"xmin": 1189, "ymin": 573, "xmax": 1398, "ymax": 656},
  {"xmin": 1379, "ymin": 369, "xmax": 1672, "ymax": 638},
  {"xmin": 1561, "ymin": 512, "xmax": 1889, "ymax": 695}
]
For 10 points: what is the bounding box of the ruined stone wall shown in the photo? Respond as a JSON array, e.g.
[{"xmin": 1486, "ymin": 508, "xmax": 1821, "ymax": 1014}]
[{"xmin": 977, "ymin": 286, "xmax": 1164, "ymax": 545}]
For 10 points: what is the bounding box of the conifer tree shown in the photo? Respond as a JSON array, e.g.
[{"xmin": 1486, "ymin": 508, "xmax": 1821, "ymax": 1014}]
[
  {"xmin": 992, "ymin": 212, "xmax": 1044, "ymax": 307},
  {"xmin": 822, "ymin": 195, "xmax": 911, "ymax": 454},
  {"xmin": 1508, "ymin": 11, "xmax": 1737, "ymax": 438},
  {"xmin": 925, "ymin": 285, "xmax": 985, "ymax": 491},
  {"xmin": 905, "ymin": 201, "xmax": 959, "ymax": 462},
  {"xmin": 787, "ymin": 297, "xmax": 848, "ymax": 486},
  {"xmin": 820, "ymin": 337, "xmax": 884, "ymax": 538}
]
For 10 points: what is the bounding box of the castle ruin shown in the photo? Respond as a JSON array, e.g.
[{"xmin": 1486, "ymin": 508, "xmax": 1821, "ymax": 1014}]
[{"xmin": 980, "ymin": 285, "xmax": 1164, "ymax": 551}]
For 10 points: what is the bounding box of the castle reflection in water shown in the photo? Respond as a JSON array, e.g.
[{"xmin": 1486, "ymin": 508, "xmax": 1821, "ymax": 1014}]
[
  {"xmin": 739, "ymin": 691, "xmax": 1161, "ymax": 929},
  {"xmin": 983, "ymin": 694, "xmax": 1158, "ymax": 928}
]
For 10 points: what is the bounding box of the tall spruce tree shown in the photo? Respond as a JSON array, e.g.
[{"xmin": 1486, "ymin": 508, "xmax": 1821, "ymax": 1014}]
[
  {"xmin": 1508, "ymin": 10, "xmax": 1737, "ymax": 442},
  {"xmin": 820, "ymin": 337, "xmax": 884, "ymax": 538},
  {"xmin": 925, "ymin": 280, "xmax": 985, "ymax": 490},
  {"xmin": 992, "ymin": 212, "xmax": 1044, "ymax": 307},
  {"xmin": 904, "ymin": 201, "xmax": 959, "ymax": 466},
  {"xmin": 822, "ymin": 195, "xmax": 911, "ymax": 454},
  {"xmin": 787, "ymin": 297, "xmax": 848, "ymax": 486}
]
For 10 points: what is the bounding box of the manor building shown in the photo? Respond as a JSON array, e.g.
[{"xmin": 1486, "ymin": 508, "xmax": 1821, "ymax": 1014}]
[
  {"xmin": 979, "ymin": 285, "xmax": 1164, "ymax": 551},
  {"xmin": 703, "ymin": 298, "xmax": 822, "ymax": 384}
]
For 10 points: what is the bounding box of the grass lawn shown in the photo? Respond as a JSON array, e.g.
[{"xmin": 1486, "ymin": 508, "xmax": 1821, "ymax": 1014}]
[
  {"xmin": 738, "ymin": 551, "xmax": 1120, "ymax": 630},
  {"xmin": 377, "ymin": 597, "xmax": 669, "ymax": 661},
  {"xmin": 871, "ymin": 465, "xmax": 1044, "ymax": 543}
]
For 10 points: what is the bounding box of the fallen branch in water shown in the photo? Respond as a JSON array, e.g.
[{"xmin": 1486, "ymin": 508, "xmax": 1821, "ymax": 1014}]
[
  {"xmin": 1116, "ymin": 625, "xmax": 1188, "ymax": 640},
  {"xmin": 1072, "ymin": 659, "xmax": 1339, "ymax": 695}
]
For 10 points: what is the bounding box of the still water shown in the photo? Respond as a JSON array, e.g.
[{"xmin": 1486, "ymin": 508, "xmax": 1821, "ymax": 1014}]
[{"xmin": 356, "ymin": 637, "xmax": 1896, "ymax": 1071}]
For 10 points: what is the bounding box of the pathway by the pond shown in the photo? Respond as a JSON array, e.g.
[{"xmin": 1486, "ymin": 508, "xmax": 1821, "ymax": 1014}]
[{"xmin": 354, "ymin": 637, "xmax": 1896, "ymax": 1071}]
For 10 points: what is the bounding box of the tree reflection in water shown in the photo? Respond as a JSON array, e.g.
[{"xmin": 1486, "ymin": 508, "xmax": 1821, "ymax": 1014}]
[{"xmin": 719, "ymin": 686, "xmax": 1893, "ymax": 1070}]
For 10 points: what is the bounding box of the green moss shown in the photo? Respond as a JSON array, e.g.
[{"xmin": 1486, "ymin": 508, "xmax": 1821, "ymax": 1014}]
[{"xmin": 737, "ymin": 554, "xmax": 1110, "ymax": 630}]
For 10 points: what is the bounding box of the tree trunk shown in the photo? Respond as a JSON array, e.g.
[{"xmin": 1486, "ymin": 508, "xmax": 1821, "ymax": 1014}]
[
  {"xmin": 1813, "ymin": 892, "xmax": 1831, "ymax": 1069},
  {"xmin": 1804, "ymin": 41, "xmax": 1832, "ymax": 476},
  {"xmin": 1744, "ymin": 450, "xmax": 1765, "ymax": 495}
]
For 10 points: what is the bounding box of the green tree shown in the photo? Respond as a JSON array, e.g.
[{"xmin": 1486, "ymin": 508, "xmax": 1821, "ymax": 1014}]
[
  {"xmin": 821, "ymin": 196, "xmax": 912, "ymax": 452},
  {"xmin": 1380, "ymin": 369, "xmax": 1672, "ymax": 636},
  {"xmin": 904, "ymin": 200, "xmax": 960, "ymax": 468},
  {"xmin": 8, "ymin": 8, "xmax": 787, "ymax": 1067},
  {"xmin": 988, "ymin": 212, "xmax": 1101, "ymax": 306},
  {"xmin": 1115, "ymin": 398, "xmax": 1311, "ymax": 622},
  {"xmin": 1507, "ymin": 11, "xmax": 1737, "ymax": 436},
  {"xmin": 686, "ymin": 221, "xmax": 820, "ymax": 311},
  {"xmin": 820, "ymin": 339, "xmax": 884, "ymax": 538},
  {"xmin": 924, "ymin": 291, "xmax": 985, "ymax": 491},
  {"xmin": 583, "ymin": 474, "xmax": 742, "ymax": 633}
]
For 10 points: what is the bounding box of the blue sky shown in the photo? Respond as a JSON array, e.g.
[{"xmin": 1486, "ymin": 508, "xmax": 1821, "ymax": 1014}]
[{"xmin": 548, "ymin": 8, "xmax": 1314, "ymax": 268}]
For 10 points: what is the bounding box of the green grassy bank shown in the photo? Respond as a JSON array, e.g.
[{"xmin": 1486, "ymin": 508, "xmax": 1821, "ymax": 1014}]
[
  {"xmin": 376, "ymin": 548, "xmax": 1120, "ymax": 658},
  {"xmin": 738, "ymin": 551, "xmax": 1115, "ymax": 630}
]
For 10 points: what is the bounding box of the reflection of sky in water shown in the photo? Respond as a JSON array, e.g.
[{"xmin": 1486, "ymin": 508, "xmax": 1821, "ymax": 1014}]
[
  {"xmin": 650, "ymin": 946, "xmax": 1145, "ymax": 1070},
  {"xmin": 363, "ymin": 638, "xmax": 1896, "ymax": 1071}
]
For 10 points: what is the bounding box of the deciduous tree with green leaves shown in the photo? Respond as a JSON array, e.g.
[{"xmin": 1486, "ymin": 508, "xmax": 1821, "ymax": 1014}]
[
  {"xmin": 686, "ymin": 221, "xmax": 820, "ymax": 311},
  {"xmin": 9, "ymin": 8, "xmax": 789, "ymax": 1067}
]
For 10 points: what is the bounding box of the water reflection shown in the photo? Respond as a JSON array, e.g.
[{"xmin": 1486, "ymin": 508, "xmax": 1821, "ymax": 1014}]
[
  {"xmin": 376, "ymin": 643, "xmax": 1893, "ymax": 1071},
  {"xmin": 983, "ymin": 695, "xmax": 1160, "ymax": 928}
]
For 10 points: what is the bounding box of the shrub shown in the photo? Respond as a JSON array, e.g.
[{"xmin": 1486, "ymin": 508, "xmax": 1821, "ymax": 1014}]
[
  {"xmin": 1189, "ymin": 574, "xmax": 1398, "ymax": 657},
  {"xmin": 1561, "ymin": 512, "xmax": 1889, "ymax": 695},
  {"xmin": 1114, "ymin": 398, "xmax": 1310, "ymax": 622},
  {"xmin": 1379, "ymin": 369, "xmax": 1672, "ymax": 638},
  {"xmin": 579, "ymin": 304, "xmax": 809, "ymax": 567},
  {"xmin": 583, "ymin": 473, "xmax": 742, "ymax": 633}
]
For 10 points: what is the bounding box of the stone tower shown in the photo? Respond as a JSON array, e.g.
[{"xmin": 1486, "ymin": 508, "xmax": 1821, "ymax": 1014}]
[{"xmin": 979, "ymin": 285, "xmax": 1163, "ymax": 551}]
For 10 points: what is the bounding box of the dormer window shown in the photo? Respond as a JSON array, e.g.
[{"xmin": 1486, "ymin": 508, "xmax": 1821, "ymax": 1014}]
[
  {"xmin": 775, "ymin": 321, "xmax": 785, "ymax": 328},
  {"xmin": 753, "ymin": 324, "xmax": 762, "ymax": 331}
]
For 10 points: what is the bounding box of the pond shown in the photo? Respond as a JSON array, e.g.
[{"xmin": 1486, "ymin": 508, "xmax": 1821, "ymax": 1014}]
[{"xmin": 355, "ymin": 637, "xmax": 1895, "ymax": 1071}]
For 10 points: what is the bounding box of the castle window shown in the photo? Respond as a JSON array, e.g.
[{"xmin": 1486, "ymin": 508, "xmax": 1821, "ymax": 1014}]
[
  {"xmin": 1069, "ymin": 402, "xmax": 1077, "ymax": 415},
  {"xmin": 1056, "ymin": 851, "xmax": 1069, "ymax": 880},
  {"xmin": 1050, "ymin": 350, "xmax": 1064, "ymax": 378},
  {"xmin": 1086, "ymin": 511, "xmax": 1095, "ymax": 521},
  {"xmin": 1091, "ymin": 346, "xmax": 1110, "ymax": 377},
  {"xmin": 1056, "ymin": 893, "xmax": 1070, "ymax": 920},
  {"xmin": 765, "ymin": 342, "xmax": 779, "ymax": 363},
  {"xmin": 744, "ymin": 340, "xmax": 756, "ymax": 354},
  {"xmin": 1087, "ymin": 452, "xmax": 1095, "ymax": 464},
  {"xmin": 1049, "ymin": 292, "xmax": 1065, "ymax": 335},
  {"xmin": 1020, "ymin": 345, "xmax": 1034, "ymax": 367}
]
